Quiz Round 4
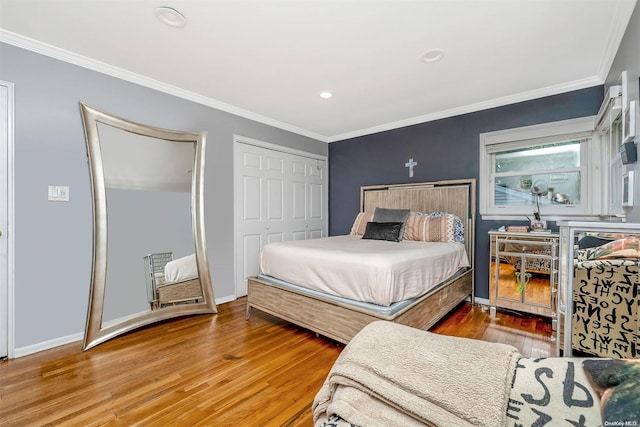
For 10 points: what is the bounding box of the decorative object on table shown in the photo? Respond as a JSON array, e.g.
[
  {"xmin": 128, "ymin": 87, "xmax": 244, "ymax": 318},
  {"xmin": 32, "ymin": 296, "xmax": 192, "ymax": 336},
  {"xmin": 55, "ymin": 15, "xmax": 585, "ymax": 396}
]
[
  {"xmin": 515, "ymin": 271, "xmax": 531, "ymax": 293},
  {"xmin": 529, "ymin": 218, "xmax": 547, "ymax": 231},
  {"xmin": 529, "ymin": 179, "xmax": 548, "ymax": 230},
  {"xmin": 506, "ymin": 225, "xmax": 529, "ymax": 233}
]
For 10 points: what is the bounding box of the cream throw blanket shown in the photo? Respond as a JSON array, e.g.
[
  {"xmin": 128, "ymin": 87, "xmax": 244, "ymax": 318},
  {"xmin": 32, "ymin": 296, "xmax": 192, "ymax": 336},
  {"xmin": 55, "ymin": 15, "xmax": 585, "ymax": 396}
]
[{"xmin": 313, "ymin": 321, "xmax": 522, "ymax": 427}]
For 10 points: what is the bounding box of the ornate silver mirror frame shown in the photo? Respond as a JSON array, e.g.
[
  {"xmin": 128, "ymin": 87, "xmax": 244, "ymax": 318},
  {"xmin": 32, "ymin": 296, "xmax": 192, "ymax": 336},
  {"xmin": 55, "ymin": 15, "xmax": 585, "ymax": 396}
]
[{"xmin": 80, "ymin": 102, "xmax": 216, "ymax": 351}]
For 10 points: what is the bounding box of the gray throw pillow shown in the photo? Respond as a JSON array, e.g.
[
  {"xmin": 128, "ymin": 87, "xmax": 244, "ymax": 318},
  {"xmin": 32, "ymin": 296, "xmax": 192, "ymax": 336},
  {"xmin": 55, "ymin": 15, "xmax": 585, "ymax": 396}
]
[
  {"xmin": 372, "ymin": 207, "xmax": 410, "ymax": 240},
  {"xmin": 362, "ymin": 222, "xmax": 404, "ymax": 242}
]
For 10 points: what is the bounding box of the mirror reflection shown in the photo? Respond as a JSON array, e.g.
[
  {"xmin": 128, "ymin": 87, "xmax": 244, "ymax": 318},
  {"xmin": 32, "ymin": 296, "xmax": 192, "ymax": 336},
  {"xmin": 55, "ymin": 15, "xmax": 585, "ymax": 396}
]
[
  {"xmin": 80, "ymin": 103, "xmax": 216, "ymax": 350},
  {"xmin": 99, "ymin": 124, "xmax": 200, "ymax": 323}
]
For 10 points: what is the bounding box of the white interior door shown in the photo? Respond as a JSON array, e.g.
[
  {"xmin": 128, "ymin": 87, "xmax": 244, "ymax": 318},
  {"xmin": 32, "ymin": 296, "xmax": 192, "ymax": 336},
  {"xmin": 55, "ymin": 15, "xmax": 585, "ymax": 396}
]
[
  {"xmin": 235, "ymin": 142, "xmax": 286, "ymax": 297},
  {"xmin": 290, "ymin": 157, "xmax": 326, "ymax": 240},
  {"xmin": 0, "ymin": 81, "xmax": 14, "ymax": 359},
  {"xmin": 234, "ymin": 137, "xmax": 327, "ymax": 297}
]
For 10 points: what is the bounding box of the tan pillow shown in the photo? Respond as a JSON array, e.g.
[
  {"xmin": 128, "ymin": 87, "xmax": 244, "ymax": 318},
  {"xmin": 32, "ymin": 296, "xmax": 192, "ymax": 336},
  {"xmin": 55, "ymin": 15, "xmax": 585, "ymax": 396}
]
[
  {"xmin": 350, "ymin": 212, "xmax": 373, "ymax": 235},
  {"xmin": 404, "ymin": 213, "xmax": 455, "ymax": 243}
]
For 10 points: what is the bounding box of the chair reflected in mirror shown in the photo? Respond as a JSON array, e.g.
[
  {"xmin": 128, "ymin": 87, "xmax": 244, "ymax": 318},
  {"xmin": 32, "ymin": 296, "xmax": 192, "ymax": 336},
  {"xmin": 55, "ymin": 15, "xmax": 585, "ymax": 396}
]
[{"xmin": 144, "ymin": 252, "xmax": 203, "ymax": 309}]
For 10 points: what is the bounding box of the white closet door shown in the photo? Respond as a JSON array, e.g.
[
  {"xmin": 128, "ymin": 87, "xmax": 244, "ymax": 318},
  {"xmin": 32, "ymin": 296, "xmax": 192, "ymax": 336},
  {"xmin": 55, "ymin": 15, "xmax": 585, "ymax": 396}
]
[
  {"xmin": 235, "ymin": 143, "xmax": 286, "ymax": 297},
  {"xmin": 234, "ymin": 139, "xmax": 327, "ymax": 297},
  {"xmin": 290, "ymin": 157, "xmax": 325, "ymax": 240}
]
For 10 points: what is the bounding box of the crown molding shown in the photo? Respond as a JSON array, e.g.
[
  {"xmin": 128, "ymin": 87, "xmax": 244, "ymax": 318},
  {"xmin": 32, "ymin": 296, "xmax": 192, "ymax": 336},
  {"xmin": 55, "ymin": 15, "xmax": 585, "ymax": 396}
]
[
  {"xmin": 0, "ymin": 28, "xmax": 612, "ymax": 145},
  {"xmin": 0, "ymin": 30, "xmax": 330, "ymax": 143},
  {"xmin": 327, "ymin": 75, "xmax": 604, "ymax": 143},
  {"xmin": 596, "ymin": 0, "xmax": 638, "ymax": 81}
]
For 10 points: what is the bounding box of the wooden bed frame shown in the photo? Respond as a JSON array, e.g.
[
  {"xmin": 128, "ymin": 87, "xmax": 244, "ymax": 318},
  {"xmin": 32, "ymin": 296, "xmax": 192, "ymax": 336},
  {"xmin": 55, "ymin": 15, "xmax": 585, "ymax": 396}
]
[{"xmin": 246, "ymin": 179, "xmax": 476, "ymax": 344}]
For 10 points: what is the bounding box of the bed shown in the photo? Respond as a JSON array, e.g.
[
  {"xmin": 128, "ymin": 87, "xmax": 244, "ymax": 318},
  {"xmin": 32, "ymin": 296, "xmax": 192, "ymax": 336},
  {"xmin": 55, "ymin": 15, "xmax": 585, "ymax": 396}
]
[
  {"xmin": 246, "ymin": 179, "xmax": 476, "ymax": 344},
  {"xmin": 144, "ymin": 253, "xmax": 203, "ymax": 308}
]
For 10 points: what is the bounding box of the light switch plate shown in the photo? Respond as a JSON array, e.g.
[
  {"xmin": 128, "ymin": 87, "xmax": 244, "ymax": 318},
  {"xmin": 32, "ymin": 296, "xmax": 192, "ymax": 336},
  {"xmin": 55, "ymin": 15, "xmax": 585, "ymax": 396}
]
[{"xmin": 48, "ymin": 185, "xmax": 69, "ymax": 201}]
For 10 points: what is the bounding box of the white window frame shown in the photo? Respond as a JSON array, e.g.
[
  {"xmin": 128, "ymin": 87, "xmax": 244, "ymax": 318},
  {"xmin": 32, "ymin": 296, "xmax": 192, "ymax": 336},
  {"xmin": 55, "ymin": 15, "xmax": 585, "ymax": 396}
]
[
  {"xmin": 480, "ymin": 116, "xmax": 600, "ymax": 221},
  {"xmin": 594, "ymin": 87, "xmax": 625, "ymax": 217}
]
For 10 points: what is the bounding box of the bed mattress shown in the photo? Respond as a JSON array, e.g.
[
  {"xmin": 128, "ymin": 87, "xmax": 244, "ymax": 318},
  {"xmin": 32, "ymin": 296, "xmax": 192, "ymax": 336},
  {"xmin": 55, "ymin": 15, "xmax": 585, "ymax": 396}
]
[{"xmin": 259, "ymin": 235, "xmax": 469, "ymax": 306}]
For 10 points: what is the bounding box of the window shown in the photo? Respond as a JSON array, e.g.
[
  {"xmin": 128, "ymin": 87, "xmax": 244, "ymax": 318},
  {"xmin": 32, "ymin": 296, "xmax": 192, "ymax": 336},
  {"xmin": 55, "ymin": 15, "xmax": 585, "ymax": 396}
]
[
  {"xmin": 595, "ymin": 86, "xmax": 624, "ymax": 216},
  {"xmin": 480, "ymin": 117, "xmax": 598, "ymax": 220}
]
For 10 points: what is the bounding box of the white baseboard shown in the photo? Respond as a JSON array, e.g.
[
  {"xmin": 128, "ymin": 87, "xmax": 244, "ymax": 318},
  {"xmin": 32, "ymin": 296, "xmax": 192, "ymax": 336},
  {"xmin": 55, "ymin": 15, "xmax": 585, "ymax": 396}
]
[
  {"xmin": 215, "ymin": 294, "xmax": 237, "ymax": 305},
  {"xmin": 470, "ymin": 296, "xmax": 490, "ymax": 306},
  {"xmin": 14, "ymin": 332, "xmax": 83, "ymax": 358},
  {"xmin": 11, "ymin": 294, "xmax": 239, "ymax": 358}
]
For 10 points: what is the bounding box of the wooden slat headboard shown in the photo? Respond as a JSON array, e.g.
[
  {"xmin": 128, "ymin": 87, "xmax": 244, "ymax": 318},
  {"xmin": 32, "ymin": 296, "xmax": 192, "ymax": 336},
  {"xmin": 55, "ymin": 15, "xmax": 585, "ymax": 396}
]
[{"xmin": 360, "ymin": 179, "xmax": 476, "ymax": 273}]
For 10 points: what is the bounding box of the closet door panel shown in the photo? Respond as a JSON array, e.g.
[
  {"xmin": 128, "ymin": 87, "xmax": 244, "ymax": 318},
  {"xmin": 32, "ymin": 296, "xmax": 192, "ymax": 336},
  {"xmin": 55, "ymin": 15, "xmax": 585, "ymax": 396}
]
[{"xmin": 235, "ymin": 140, "xmax": 327, "ymax": 297}]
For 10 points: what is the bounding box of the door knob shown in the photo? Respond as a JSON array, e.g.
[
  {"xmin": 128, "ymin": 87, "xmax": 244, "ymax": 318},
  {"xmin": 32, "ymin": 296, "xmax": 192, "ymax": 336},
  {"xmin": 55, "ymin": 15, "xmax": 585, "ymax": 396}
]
[{"xmin": 265, "ymin": 225, "xmax": 270, "ymax": 230}]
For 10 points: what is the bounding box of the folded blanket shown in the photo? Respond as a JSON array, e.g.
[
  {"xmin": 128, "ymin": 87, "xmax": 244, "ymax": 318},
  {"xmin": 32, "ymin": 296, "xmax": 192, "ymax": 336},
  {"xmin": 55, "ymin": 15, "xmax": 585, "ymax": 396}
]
[{"xmin": 313, "ymin": 321, "xmax": 522, "ymax": 427}]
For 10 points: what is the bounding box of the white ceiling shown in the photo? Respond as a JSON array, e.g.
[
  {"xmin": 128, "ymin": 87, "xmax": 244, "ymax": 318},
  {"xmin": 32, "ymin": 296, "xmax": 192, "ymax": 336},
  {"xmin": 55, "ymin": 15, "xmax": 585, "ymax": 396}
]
[{"xmin": 0, "ymin": 0, "xmax": 636, "ymax": 142}]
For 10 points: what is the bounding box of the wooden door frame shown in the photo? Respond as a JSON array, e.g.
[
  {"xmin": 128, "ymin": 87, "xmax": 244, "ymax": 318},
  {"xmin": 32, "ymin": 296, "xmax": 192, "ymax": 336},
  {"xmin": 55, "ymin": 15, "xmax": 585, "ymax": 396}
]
[{"xmin": 232, "ymin": 135, "xmax": 328, "ymax": 298}]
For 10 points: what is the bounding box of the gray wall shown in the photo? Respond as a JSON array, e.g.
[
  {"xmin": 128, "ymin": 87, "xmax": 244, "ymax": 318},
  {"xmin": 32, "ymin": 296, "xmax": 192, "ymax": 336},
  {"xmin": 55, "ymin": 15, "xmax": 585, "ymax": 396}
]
[
  {"xmin": 0, "ymin": 42, "xmax": 327, "ymax": 350},
  {"xmin": 606, "ymin": 3, "xmax": 640, "ymax": 221}
]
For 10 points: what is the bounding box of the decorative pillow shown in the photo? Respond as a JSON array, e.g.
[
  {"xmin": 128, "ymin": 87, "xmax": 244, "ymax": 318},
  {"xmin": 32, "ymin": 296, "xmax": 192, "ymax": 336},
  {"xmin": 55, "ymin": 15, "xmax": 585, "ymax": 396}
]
[
  {"xmin": 361, "ymin": 222, "xmax": 403, "ymax": 242},
  {"xmin": 577, "ymin": 235, "xmax": 612, "ymax": 250},
  {"xmin": 587, "ymin": 236, "xmax": 640, "ymax": 260},
  {"xmin": 582, "ymin": 359, "xmax": 640, "ymax": 424},
  {"xmin": 508, "ymin": 357, "xmax": 601, "ymax": 426},
  {"xmin": 585, "ymin": 232, "xmax": 632, "ymax": 241},
  {"xmin": 350, "ymin": 211, "xmax": 374, "ymax": 236},
  {"xmin": 404, "ymin": 213, "xmax": 456, "ymax": 243},
  {"xmin": 424, "ymin": 211, "xmax": 464, "ymax": 243},
  {"xmin": 372, "ymin": 208, "xmax": 410, "ymax": 240}
]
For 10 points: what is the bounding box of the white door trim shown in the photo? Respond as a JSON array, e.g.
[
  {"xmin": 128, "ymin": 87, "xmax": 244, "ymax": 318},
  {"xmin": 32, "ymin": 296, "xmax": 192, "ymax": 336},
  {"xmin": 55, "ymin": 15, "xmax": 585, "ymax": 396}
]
[
  {"xmin": 233, "ymin": 135, "xmax": 328, "ymax": 298},
  {"xmin": 1, "ymin": 80, "xmax": 15, "ymax": 359}
]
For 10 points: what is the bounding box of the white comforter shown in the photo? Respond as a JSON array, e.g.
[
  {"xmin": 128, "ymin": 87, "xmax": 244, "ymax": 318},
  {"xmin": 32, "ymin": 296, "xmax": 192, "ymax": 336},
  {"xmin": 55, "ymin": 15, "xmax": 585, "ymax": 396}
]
[
  {"xmin": 259, "ymin": 235, "xmax": 469, "ymax": 306},
  {"xmin": 164, "ymin": 253, "xmax": 198, "ymax": 283}
]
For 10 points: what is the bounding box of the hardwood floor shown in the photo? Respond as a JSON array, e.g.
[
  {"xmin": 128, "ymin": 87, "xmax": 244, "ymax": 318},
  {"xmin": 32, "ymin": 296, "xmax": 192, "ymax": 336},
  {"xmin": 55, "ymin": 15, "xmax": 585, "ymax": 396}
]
[
  {"xmin": 430, "ymin": 301, "xmax": 553, "ymax": 359},
  {"xmin": 0, "ymin": 298, "xmax": 552, "ymax": 426}
]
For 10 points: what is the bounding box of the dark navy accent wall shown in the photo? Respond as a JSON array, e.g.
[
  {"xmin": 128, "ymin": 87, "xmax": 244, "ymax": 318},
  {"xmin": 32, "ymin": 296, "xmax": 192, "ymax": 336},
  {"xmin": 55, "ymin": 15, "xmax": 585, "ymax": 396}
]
[{"xmin": 329, "ymin": 86, "xmax": 603, "ymax": 299}]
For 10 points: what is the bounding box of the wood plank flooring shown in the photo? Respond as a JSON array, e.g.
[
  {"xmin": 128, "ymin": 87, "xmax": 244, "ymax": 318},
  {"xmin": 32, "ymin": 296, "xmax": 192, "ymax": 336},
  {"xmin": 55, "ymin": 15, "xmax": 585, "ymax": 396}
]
[{"xmin": 0, "ymin": 298, "xmax": 552, "ymax": 426}]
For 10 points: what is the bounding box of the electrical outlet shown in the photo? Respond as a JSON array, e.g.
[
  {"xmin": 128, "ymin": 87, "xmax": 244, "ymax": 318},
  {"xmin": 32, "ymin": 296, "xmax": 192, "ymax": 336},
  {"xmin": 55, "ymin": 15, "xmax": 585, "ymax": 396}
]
[{"xmin": 48, "ymin": 185, "xmax": 69, "ymax": 202}]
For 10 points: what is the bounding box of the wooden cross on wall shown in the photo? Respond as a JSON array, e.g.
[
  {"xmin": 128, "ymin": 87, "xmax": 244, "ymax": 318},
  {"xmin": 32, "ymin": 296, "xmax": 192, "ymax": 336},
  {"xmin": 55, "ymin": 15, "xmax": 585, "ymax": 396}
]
[{"xmin": 405, "ymin": 158, "xmax": 418, "ymax": 178}]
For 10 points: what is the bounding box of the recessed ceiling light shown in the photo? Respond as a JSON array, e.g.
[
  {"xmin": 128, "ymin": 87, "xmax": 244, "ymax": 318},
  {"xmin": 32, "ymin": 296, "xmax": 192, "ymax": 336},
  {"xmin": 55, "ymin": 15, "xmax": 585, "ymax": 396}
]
[
  {"xmin": 421, "ymin": 49, "xmax": 444, "ymax": 63},
  {"xmin": 319, "ymin": 91, "xmax": 333, "ymax": 99},
  {"xmin": 155, "ymin": 6, "xmax": 187, "ymax": 28}
]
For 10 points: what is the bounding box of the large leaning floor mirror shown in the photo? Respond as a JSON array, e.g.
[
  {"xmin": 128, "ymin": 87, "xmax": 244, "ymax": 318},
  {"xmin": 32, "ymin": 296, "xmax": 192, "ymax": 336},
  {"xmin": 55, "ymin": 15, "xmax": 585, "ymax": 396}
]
[{"xmin": 80, "ymin": 102, "xmax": 216, "ymax": 351}]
